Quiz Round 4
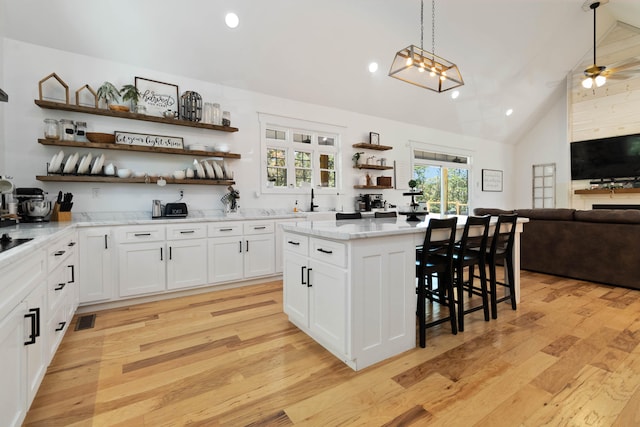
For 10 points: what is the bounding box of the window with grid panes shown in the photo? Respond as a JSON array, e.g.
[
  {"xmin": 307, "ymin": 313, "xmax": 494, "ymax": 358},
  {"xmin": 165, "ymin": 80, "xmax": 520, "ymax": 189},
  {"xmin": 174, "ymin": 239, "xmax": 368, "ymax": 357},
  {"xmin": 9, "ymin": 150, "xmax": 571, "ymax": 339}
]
[{"xmin": 260, "ymin": 116, "xmax": 340, "ymax": 192}]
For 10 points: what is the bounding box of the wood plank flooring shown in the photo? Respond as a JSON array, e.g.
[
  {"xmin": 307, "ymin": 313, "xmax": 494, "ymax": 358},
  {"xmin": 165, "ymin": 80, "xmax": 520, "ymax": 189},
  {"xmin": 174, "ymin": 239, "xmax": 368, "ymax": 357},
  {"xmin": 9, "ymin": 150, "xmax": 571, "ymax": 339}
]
[{"xmin": 25, "ymin": 270, "xmax": 640, "ymax": 426}]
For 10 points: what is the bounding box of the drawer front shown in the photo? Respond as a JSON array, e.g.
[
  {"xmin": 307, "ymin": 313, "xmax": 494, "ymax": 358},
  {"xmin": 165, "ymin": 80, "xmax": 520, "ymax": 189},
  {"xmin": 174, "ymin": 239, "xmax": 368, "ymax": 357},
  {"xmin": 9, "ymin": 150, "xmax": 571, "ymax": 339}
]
[
  {"xmin": 208, "ymin": 222, "xmax": 243, "ymax": 237},
  {"xmin": 310, "ymin": 238, "xmax": 347, "ymax": 268},
  {"xmin": 47, "ymin": 262, "xmax": 74, "ymax": 312},
  {"xmin": 47, "ymin": 233, "xmax": 76, "ymax": 273},
  {"xmin": 166, "ymin": 223, "xmax": 207, "ymax": 240},
  {"xmin": 243, "ymin": 221, "xmax": 275, "ymax": 235},
  {"xmin": 115, "ymin": 225, "xmax": 165, "ymax": 243},
  {"xmin": 283, "ymin": 232, "xmax": 309, "ymax": 256}
]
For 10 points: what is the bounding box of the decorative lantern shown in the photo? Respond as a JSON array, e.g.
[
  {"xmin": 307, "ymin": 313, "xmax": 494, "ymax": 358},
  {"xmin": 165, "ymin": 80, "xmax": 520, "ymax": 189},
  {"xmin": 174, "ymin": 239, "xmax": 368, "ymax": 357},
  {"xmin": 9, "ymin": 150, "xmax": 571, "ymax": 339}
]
[{"xmin": 180, "ymin": 91, "xmax": 202, "ymax": 122}]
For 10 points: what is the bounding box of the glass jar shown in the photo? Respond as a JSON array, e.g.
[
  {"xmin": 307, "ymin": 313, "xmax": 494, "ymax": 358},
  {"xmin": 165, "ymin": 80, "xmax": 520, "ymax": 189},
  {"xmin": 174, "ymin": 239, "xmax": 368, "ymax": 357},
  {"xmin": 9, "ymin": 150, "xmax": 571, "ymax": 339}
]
[
  {"xmin": 59, "ymin": 119, "xmax": 75, "ymax": 141},
  {"xmin": 222, "ymin": 110, "xmax": 231, "ymax": 127},
  {"xmin": 212, "ymin": 103, "xmax": 221, "ymax": 126},
  {"xmin": 43, "ymin": 118, "xmax": 59, "ymax": 140},
  {"xmin": 74, "ymin": 121, "xmax": 88, "ymax": 142},
  {"xmin": 202, "ymin": 102, "xmax": 213, "ymax": 124}
]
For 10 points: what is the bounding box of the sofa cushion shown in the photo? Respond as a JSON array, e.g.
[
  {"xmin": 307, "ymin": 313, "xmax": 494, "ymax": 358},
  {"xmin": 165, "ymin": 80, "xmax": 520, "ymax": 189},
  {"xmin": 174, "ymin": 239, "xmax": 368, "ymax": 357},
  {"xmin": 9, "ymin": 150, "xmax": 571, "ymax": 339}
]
[
  {"xmin": 515, "ymin": 208, "xmax": 575, "ymax": 221},
  {"xmin": 473, "ymin": 208, "xmax": 515, "ymax": 216},
  {"xmin": 574, "ymin": 209, "xmax": 640, "ymax": 224}
]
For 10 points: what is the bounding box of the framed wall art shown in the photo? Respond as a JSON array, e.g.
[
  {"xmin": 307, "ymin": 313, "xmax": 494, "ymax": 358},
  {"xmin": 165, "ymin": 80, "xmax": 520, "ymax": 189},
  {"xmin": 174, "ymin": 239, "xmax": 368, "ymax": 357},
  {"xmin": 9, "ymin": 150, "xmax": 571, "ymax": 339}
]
[
  {"xmin": 369, "ymin": 132, "xmax": 380, "ymax": 145},
  {"xmin": 135, "ymin": 77, "xmax": 179, "ymax": 117},
  {"xmin": 482, "ymin": 169, "xmax": 503, "ymax": 192}
]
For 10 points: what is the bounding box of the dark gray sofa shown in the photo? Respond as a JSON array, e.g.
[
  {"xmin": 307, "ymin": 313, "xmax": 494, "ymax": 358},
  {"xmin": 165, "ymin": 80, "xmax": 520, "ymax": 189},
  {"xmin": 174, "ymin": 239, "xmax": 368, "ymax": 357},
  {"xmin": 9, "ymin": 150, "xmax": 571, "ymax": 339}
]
[{"xmin": 474, "ymin": 207, "xmax": 640, "ymax": 290}]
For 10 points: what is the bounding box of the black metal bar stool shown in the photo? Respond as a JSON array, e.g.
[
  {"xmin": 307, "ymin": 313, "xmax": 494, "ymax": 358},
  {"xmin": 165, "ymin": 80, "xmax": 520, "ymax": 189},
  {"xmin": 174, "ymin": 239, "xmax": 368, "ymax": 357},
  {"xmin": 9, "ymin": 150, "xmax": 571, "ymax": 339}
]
[{"xmin": 415, "ymin": 217, "xmax": 458, "ymax": 348}]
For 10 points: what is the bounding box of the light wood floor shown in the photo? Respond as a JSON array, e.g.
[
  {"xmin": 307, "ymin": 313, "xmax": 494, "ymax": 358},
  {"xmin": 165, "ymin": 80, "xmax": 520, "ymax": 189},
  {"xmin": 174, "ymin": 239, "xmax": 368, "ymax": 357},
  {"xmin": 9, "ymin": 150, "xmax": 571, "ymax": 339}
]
[{"xmin": 25, "ymin": 271, "xmax": 640, "ymax": 426}]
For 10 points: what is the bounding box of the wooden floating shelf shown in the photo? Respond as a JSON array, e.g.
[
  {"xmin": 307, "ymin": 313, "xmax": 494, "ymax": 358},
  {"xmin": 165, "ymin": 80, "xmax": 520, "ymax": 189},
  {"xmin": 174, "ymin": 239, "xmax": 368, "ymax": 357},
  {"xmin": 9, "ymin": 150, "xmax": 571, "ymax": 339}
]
[
  {"xmin": 353, "ymin": 185, "xmax": 394, "ymax": 190},
  {"xmin": 574, "ymin": 188, "xmax": 640, "ymax": 195},
  {"xmin": 354, "ymin": 164, "xmax": 394, "ymax": 170},
  {"xmin": 35, "ymin": 100, "xmax": 239, "ymax": 132},
  {"xmin": 38, "ymin": 139, "xmax": 241, "ymax": 159},
  {"xmin": 36, "ymin": 175, "xmax": 235, "ymax": 186},
  {"xmin": 352, "ymin": 143, "xmax": 393, "ymax": 151}
]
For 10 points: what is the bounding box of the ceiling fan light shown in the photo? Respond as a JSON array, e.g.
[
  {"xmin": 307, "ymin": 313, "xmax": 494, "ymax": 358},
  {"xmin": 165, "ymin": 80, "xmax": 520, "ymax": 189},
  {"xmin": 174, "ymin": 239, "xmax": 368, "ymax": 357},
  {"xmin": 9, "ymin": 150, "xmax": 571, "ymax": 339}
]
[
  {"xmin": 582, "ymin": 77, "xmax": 594, "ymax": 89},
  {"xmin": 595, "ymin": 75, "xmax": 606, "ymax": 87}
]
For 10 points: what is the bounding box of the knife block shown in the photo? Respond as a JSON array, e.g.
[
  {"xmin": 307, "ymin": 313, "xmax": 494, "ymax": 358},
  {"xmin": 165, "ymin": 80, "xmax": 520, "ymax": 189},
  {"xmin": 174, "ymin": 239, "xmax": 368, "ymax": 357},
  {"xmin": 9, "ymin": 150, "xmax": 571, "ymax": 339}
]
[{"xmin": 51, "ymin": 203, "xmax": 71, "ymax": 222}]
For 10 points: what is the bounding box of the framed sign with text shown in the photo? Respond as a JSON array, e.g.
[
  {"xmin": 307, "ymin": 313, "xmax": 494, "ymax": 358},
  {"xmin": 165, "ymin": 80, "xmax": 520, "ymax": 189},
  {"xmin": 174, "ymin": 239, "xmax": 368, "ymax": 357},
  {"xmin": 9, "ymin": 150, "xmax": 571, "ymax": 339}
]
[
  {"xmin": 115, "ymin": 131, "xmax": 184, "ymax": 149},
  {"xmin": 135, "ymin": 77, "xmax": 179, "ymax": 117},
  {"xmin": 482, "ymin": 169, "xmax": 503, "ymax": 192}
]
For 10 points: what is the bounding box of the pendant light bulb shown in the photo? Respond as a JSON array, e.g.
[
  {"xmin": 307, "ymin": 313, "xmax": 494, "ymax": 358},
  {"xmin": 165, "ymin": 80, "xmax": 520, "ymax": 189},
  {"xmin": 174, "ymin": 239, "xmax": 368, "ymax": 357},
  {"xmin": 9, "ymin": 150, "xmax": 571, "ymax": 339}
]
[
  {"xmin": 582, "ymin": 77, "xmax": 593, "ymax": 89},
  {"xmin": 595, "ymin": 75, "xmax": 606, "ymax": 87},
  {"xmin": 406, "ymin": 57, "xmax": 413, "ymax": 66}
]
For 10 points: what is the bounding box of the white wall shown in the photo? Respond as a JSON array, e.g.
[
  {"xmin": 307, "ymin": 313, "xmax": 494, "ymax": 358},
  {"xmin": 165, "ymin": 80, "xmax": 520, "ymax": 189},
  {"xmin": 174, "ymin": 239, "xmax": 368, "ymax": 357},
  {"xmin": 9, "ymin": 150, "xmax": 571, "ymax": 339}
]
[
  {"xmin": 0, "ymin": 5, "xmax": 6, "ymax": 173},
  {"xmin": 514, "ymin": 85, "xmax": 570, "ymax": 209},
  {"xmin": 2, "ymin": 39, "xmax": 512, "ymax": 214}
]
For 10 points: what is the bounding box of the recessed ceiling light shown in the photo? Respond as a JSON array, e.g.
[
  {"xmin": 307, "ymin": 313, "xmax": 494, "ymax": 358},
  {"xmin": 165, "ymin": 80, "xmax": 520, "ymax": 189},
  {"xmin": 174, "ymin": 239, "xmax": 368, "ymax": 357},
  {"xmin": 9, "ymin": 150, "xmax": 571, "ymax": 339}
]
[
  {"xmin": 450, "ymin": 90, "xmax": 459, "ymax": 99},
  {"xmin": 225, "ymin": 12, "xmax": 239, "ymax": 28},
  {"xmin": 368, "ymin": 62, "xmax": 379, "ymax": 73},
  {"xmin": 505, "ymin": 108, "xmax": 513, "ymax": 116}
]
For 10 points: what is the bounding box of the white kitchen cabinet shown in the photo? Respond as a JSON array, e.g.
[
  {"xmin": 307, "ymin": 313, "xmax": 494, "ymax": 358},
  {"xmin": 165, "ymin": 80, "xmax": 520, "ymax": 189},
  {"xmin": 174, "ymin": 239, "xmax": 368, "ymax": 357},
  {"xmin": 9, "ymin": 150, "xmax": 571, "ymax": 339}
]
[
  {"xmin": 0, "ymin": 249, "xmax": 46, "ymax": 427},
  {"xmin": 0, "ymin": 301, "xmax": 27, "ymax": 427},
  {"xmin": 166, "ymin": 239, "xmax": 208, "ymax": 290},
  {"xmin": 283, "ymin": 233, "xmax": 348, "ymax": 355},
  {"xmin": 207, "ymin": 221, "xmax": 275, "ymax": 284},
  {"xmin": 118, "ymin": 241, "xmax": 166, "ymax": 297},
  {"xmin": 78, "ymin": 227, "xmax": 114, "ymax": 303}
]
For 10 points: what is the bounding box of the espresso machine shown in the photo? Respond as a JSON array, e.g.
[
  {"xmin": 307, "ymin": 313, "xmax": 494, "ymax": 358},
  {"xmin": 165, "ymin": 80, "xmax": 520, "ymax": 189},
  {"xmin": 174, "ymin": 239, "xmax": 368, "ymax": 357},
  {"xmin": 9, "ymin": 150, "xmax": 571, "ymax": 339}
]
[{"xmin": 355, "ymin": 194, "xmax": 384, "ymax": 212}]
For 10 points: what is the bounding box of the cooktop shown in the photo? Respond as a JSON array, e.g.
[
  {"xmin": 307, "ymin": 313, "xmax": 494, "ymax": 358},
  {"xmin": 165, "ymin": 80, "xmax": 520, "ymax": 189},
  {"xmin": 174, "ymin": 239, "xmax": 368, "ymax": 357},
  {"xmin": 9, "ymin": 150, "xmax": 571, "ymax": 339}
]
[{"xmin": 0, "ymin": 233, "xmax": 33, "ymax": 254}]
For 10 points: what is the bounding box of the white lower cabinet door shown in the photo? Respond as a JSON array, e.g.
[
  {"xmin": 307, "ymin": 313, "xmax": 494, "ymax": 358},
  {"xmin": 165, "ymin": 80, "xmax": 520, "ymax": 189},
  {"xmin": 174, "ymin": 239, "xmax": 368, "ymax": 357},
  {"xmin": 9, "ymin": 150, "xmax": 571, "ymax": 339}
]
[
  {"xmin": 244, "ymin": 234, "xmax": 275, "ymax": 278},
  {"xmin": 167, "ymin": 239, "xmax": 208, "ymax": 290},
  {"xmin": 118, "ymin": 242, "xmax": 166, "ymax": 297},
  {"xmin": 0, "ymin": 302, "xmax": 27, "ymax": 427},
  {"xmin": 24, "ymin": 284, "xmax": 47, "ymax": 406},
  {"xmin": 283, "ymin": 252, "xmax": 309, "ymax": 326},
  {"xmin": 78, "ymin": 227, "xmax": 113, "ymax": 303},
  {"xmin": 308, "ymin": 260, "xmax": 348, "ymax": 354},
  {"xmin": 208, "ymin": 236, "xmax": 244, "ymax": 283}
]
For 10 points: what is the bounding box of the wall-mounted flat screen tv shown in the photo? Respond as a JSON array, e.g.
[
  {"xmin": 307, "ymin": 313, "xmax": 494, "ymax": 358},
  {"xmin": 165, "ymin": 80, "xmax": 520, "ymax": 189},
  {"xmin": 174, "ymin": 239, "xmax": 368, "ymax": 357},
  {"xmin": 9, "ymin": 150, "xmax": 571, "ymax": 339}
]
[{"xmin": 570, "ymin": 133, "xmax": 640, "ymax": 180}]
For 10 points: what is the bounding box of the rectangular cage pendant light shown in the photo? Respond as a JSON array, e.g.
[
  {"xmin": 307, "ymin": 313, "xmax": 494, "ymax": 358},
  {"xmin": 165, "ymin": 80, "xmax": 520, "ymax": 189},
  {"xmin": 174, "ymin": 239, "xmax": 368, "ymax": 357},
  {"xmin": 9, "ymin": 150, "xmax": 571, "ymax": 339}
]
[{"xmin": 389, "ymin": 44, "xmax": 463, "ymax": 93}]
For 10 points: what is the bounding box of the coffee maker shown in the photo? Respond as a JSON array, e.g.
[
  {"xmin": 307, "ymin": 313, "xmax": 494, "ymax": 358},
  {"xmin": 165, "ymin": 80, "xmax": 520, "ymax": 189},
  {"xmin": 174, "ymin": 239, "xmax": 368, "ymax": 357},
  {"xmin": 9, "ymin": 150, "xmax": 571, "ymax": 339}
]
[{"xmin": 355, "ymin": 194, "xmax": 384, "ymax": 212}]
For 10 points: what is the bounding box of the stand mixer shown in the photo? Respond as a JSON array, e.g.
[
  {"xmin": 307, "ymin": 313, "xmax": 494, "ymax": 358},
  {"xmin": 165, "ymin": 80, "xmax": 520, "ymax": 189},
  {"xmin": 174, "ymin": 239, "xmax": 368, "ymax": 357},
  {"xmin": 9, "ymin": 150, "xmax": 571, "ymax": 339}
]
[{"xmin": 0, "ymin": 176, "xmax": 17, "ymax": 228}]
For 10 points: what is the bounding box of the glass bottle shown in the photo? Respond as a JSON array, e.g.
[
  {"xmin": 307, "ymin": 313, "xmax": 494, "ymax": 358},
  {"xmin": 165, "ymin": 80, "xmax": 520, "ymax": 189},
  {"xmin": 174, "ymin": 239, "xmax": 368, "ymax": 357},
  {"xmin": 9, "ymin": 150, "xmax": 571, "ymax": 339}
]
[
  {"xmin": 222, "ymin": 111, "xmax": 231, "ymax": 127},
  {"xmin": 43, "ymin": 118, "xmax": 59, "ymax": 140},
  {"xmin": 59, "ymin": 119, "xmax": 75, "ymax": 141},
  {"xmin": 212, "ymin": 103, "xmax": 221, "ymax": 125},
  {"xmin": 74, "ymin": 121, "xmax": 88, "ymax": 142}
]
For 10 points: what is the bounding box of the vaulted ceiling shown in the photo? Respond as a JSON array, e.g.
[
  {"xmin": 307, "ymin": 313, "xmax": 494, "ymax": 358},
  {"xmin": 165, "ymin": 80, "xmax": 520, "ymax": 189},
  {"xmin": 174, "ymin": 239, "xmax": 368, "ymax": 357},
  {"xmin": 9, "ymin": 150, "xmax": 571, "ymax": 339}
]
[{"xmin": 3, "ymin": 0, "xmax": 640, "ymax": 144}]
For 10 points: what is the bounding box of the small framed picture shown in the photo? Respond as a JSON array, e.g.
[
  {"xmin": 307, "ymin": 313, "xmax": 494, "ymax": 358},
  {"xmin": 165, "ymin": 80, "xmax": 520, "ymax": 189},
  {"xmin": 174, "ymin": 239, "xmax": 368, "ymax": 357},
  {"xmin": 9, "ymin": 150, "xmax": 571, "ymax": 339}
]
[
  {"xmin": 482, "ymin": 169, "xmax": 503, "ymax": 192},
  {"xmin": 135, "ymin": 77, "xmax": 179, "ymax": 117},
  {"xmin": 369, "ymin": 132, "xmax": 380, "ymax": 145}
]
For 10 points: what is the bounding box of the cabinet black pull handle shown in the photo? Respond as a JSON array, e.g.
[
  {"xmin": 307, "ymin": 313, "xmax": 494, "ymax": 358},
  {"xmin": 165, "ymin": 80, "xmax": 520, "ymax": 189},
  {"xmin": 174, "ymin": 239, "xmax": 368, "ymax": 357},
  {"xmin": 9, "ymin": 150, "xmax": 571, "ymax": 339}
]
[
  {"xmin": 68, "ymin": 264, "xmax": 75, "ymax": 284},
  {"xmin": 254, "ymin": 226, "xmax": 266, "ymax": 230},
  {"xmin": 307, "ymin": 268, "xmax": 312, "ymax": 287},
  {"xmin": 68, "ymin": 241, "xmax": 76, "ymax": 247},
  {"xmin": 24, "ymin": 307, "xmax": 40, "ymax": 345},
  {"xmin": 55, "ymin": 283, "xmax": 66, "ymax": 291},
  {"xmin": 221, "ymin": 228, "xmax": 233, "ymax": 231},
  {"xmin": 246, "ymin": 240, "xmax": 249, "ymax": 252},
  {"xmin": 54, "ymin": 250, "xmax": 65, "ymax": 256},
  {"xmin": 301, "ymin": 266, "xmax": 306, "ymax": 285},
  {"xmin": 104, "ymin": 234, "xmax": 108, "ymax": 249},
  {"xmin": 55, "ymin": 321, "xmax": 66, "ymax": 332},
  {"xmin": 180, "ymin": 230, "xmax": 195, "ymax": 234},
  {"xmin": 317, "ymin": 248, "xmax": 333, "ymax": 254},
  {"xmin": 169, "ymin": 246, "xmax": 172, "ymax": 260},
  {"xmin": 135, "ymin": 233, "xmax": 152, "ymax": 237},
  {"xmin": 288, "ymin": 240, "xmax": 300, "ymax": 246},
  {"xmin": 160, "ymin": 247, "xmax": 163, "ymax": 261},
  {"xmin": 239, "ymin": 241, "xmax": 242, "ymax": 253}
]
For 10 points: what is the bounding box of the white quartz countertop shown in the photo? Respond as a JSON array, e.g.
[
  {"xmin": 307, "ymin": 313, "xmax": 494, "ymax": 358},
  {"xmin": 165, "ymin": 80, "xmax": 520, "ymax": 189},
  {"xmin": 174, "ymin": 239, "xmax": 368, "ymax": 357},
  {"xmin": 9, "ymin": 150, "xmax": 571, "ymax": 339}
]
[
  {"xmin": 0, "ymin": 209, "xmax": 305, "ymax": 269},
  {"xmin": 281, "ymin": 214, "xmax": 460, "ymax": 240}
]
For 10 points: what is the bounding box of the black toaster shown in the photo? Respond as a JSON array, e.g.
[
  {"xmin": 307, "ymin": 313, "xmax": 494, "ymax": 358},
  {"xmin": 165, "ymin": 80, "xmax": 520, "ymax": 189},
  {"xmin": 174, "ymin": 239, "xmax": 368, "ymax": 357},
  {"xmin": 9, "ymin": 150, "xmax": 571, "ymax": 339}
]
[{"xmin": 163, "ymin": 202, "xmax": 188, "ymax": 218}]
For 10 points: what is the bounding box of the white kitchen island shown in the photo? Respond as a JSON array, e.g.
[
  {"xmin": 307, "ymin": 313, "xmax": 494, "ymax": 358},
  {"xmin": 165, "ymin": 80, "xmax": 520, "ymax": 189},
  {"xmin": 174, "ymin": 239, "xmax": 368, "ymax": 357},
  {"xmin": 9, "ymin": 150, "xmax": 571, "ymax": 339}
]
[{"xmin": 280, "ymin": 214, "xmax": 528, "ymax": 371}]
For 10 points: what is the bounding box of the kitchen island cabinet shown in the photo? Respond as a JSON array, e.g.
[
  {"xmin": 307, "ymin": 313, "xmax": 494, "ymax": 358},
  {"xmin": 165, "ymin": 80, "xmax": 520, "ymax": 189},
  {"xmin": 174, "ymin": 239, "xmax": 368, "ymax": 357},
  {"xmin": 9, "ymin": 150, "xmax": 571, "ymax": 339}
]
[{"xmin": 281, "ymin": 215, "xmax": 528, "ymax": 370}]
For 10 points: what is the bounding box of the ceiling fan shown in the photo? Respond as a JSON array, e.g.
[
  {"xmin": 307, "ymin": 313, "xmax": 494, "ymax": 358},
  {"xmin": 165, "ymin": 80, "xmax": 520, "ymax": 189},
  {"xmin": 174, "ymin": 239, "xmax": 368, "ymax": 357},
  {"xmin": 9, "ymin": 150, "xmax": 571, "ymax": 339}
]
[{"xmin": 581, "ymin": 0, "xmax": 640, "ymax": 89}]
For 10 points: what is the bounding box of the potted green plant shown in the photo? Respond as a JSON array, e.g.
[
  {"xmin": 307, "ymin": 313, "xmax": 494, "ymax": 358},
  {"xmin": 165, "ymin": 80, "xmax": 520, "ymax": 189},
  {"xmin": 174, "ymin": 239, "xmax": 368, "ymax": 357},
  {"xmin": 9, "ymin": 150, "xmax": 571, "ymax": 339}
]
[
  {"xmin": 352, "ymin": 151, "xmax": 364, "ymax": 167},
  {"xmin": 120, "ymin": 84, "xmax": 143, "ymax": 113},
  {"xmin": 96, "ymin": 81, "xmax": 121, "ymax": 110}
]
